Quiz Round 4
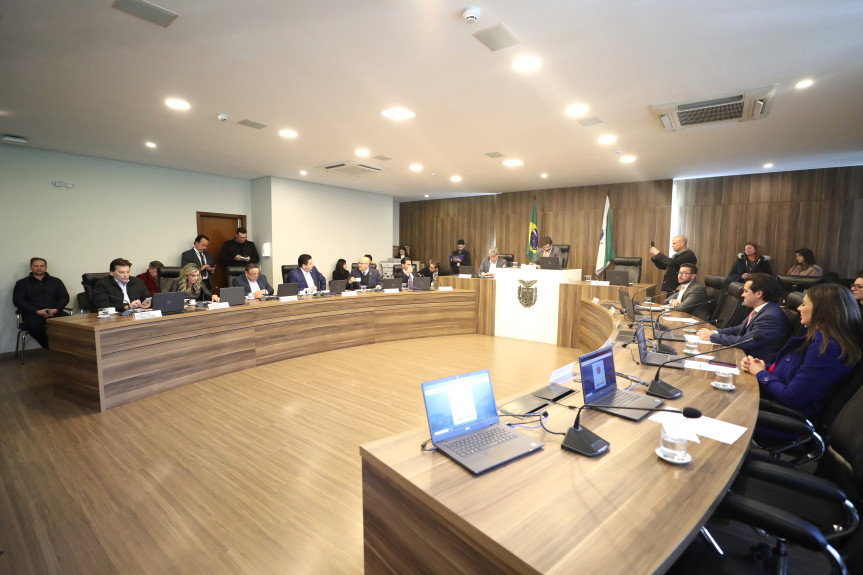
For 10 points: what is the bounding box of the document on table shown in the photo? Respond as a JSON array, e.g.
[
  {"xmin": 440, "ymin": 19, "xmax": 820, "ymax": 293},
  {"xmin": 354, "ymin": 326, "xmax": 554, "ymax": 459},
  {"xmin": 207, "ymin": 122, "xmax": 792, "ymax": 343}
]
[
  {"xmin": 661, "ymin": 317, "xmax": 700, "ymax": 324},
  {"xmin": 683, "ymin": 360, "xmax": 740, "ymax": 375},
  {"xmin": 650, "ymin": 412, "xmax": 748, "ymax": 444}
]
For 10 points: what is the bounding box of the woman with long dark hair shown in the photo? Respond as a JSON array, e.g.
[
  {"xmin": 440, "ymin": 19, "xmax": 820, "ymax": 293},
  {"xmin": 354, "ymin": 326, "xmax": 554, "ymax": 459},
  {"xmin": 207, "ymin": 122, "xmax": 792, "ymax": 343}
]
[
  {"xmin": 786, "ymin": 248, "xmax": 823, "ymax": 277},
  {"xmin": 332, "ymin": 258, "xmax": 351, "ymax": 281}
]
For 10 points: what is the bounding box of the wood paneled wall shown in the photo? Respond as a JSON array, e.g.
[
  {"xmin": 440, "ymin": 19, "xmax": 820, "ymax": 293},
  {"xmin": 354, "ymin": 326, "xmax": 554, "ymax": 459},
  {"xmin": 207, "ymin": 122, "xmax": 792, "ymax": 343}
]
[
  {"xmin": 400, "ymin": 180, "xmax": 673, "ymax": 287},
  {"xmin": 676, "ymin": 166, "xmax": 863, "ymax": 279}
]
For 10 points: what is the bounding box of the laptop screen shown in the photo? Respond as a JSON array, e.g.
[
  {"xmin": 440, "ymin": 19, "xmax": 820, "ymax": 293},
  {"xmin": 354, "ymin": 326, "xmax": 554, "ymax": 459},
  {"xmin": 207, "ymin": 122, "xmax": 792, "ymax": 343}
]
[
  {"xmin": 422, "ymin": 369, "xmax": 499, "ymax": 443},
  {"xmin": 635, "ymin": 322, "xmax": 649, "ymax": 360},
  {"xmin": 620, "ymin": 290, "xmax": 636, "ymax": 320},
  {"xmin": 578, "ymin": 347, "xmax": 618, "ymax": 403}
]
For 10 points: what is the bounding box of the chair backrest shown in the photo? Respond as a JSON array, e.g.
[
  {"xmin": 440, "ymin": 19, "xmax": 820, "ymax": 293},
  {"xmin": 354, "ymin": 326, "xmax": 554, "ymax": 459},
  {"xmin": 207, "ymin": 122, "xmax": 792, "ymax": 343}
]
[
  {"xmin": 821, "ymin": 367, "xmax": 863, "ymax": 496},
  {"xmin": 226, "ymin": 265, "xmax": 246, "ymax": 287},
  {"xmin": 713, "ymin": 281, "xmax": 746, "ymax": 328},
  {"xmin": 726, "ymin": 281, "xmax": 750, "ymax": 326},
  {"xmin": 782, "ymin": 292, "xmax": 806, "ymax": 338},
  {"xmin": 157, "ymin": 266, "xmax": 182, "ymax": 293},
  {"xmin": 281, "ymin": 264, "xmax": 298, "ymax": 283},
  {"xmin": 77, "ymin": 292, "xmax": 95, "ymax": 313},
  {"xmin": 557, "ymin": 244, "xmax": 570, "ymax": 268},
  {"xmin": 704, "ymin": 275, "xmax": 728, "ymax": 321},
  {"xmin": 776, "ymin": 275, "xmax": 825, "ymax": 303},
  {"xmin": 611, "ymin": 256, "xmax": 642, "ymax": 283},
  {"xmin": 499, "ymin": 254, "xmax": 515, "ymax": 265}
]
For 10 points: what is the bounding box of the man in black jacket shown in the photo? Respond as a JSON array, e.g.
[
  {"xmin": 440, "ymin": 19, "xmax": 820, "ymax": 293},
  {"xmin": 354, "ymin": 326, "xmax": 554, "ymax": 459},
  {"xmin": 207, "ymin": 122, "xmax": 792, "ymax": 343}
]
[
  {"xmin": 649, "ymin": 235, "xmax": 697, "ymax": 292},
  {"xmin": 92, "ymin": 258, "xmax": 151, "ymax": 312},
  {"xmin": 13, "ymin": 257, "xmax": 70, "ymax": 349},
  {"xmin": 219, "ymin": 227, "xmax": 260, "ymax": 266}
]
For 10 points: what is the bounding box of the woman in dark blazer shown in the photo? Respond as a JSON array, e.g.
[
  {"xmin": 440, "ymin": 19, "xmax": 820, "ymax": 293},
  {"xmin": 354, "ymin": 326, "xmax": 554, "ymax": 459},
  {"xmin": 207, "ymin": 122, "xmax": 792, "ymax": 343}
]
[
  {"xmin": 739, "ymin": 283, "xmax": 861, "ymax": 421},
  {"xmin": 170, "ymin": 263, "xmax": 219, "ymax": 302},
  {"xmin": 725, "ymin": 242, "xmax": 772, "ymax": 285},
  {"xmin": 332, "ymin": 259, "xmax": 351, "ymax": 281}
]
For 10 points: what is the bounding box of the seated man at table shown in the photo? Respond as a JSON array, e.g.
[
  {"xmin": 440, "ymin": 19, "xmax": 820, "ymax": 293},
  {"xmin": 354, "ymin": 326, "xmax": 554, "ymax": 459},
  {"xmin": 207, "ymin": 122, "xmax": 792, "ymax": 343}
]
[
  {"xmin": 287, "ymin": 254, "xmax": 327, "ymax": 292},
  {"xmin": 697, "ymin": 273, "xmax": 789, "ymax": 364},
  {"xmin": 418, "ymin": 259, "xmax": 449, "ymax": 282},
  {"xmin": 533, "ymin": 236, "xmax": 563, "ymax": 267},
  {"xmin": 479, "ymin": 247, "xmax": 508, "ymax": 277},
  {"xmin": 348, "ymin": 255, "xmax": 382, "ymax": 290},
  {"xmin": 135, "ymin": 260, "xmax": 163, "ymax": 297},
  {"xmin": 13, "ymin": 257, "xmax": 70, "ymax": 349},
  {"xmin": 232, "ymin": 263, "xmax": 274, "ymax": 299},
  {"xmin": 393, "ymin": 258, "xmax": 420, "ymax": 288},
  {"xmin": 93, "ymin": 258, "xmax": 152, "ymax": 312},
  {"xmin": 666, "ymin": 263, "xmax": 709, "ymax": 320}
]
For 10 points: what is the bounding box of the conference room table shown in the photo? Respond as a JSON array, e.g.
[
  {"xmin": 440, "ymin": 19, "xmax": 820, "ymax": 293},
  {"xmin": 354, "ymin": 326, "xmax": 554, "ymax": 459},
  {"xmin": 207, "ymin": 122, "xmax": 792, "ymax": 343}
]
[
  {"xmin": 47, "ymin": 289, "xmax": 477, "ymax": 411},
  {"xmin": 360, "ymin": 301, "xmax": 758, "ymax": 574}
]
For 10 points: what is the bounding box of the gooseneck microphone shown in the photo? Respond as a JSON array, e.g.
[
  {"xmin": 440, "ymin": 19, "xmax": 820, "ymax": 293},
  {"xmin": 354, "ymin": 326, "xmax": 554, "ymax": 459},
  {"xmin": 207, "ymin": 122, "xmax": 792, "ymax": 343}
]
[
  {"xmin": 654, "ymin": 317, "xmax": 724, "ymax": 354},
  {"xmin": 646, "ymin": 335, "xmax": 765, "ymax": 400},
  {"xmin": 561, "ymin": 405, "xmax": 702, "ymax": 457}
]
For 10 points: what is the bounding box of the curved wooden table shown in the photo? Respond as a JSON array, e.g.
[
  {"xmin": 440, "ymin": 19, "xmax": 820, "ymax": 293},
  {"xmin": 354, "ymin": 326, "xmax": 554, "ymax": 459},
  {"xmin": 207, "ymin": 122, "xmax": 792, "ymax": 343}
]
[
  {"xmin": 48, "ymin": 290, "xmax": 477, "ymax": 411},
  {"xmin": 360, "ymin": 302, "xmax": 758, "ymax": 574}
]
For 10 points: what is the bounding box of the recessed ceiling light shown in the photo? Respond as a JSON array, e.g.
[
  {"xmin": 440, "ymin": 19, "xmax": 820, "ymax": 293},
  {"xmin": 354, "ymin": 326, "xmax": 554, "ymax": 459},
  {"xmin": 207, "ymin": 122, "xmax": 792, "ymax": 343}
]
[
  {"xmin": 424, "ymin": 194, "xmax": 429, "ymax": 198},
  {"xmin": 145, "ymin": 141, "xmax": 157, "ymax": 149},
  {"xmin": 355, "ymin": 148, "xmax": 370, "ymax": 157},
  {"xmin": 795, "ymin": 79, "xmax": 814, "ymax": 89},
  {"xmin": 300, "ymin": 170, "xmax": 307, "ymax": 176},
  {"xmin": 381, "ymin": 107, "xmax": 416, "ymax": 121},
  {"xmin": 502, "ymin": 159, "xmax": 524, "ymax": 167},
  {"xmin": 620, "ymin": 155, "xmax": 636, "ymax": 163},
  {"xmin": 512, "ymin": 56, "xmax": 541, "ymax": 72},
  {"xmin": 450, "ymin": 175, "xmax": 462, "ymax": 183},
  {"xmin": 598, "ymin": 134, "xmax": 617, "ymax": 145},
  {"xmin": 164, "ymin": 98, "xmax": 190, "ymax": 110},
  {"xmin": 763, "ymin": 163, "xmax": 774, "ymax": 169},
  {"xmin": 566, "ymin": 104, "xmax": 590, "ymax": 117},
  {"xmin": 410, "ymin": 164, "xmax": 423, "ymax": 172},
  {"xmin": 540, "ymin": 173, "xmax": 548, "ymax": 179},
  {"xmin": 279, "ymin": 129, "xmax": 298, "ymax": 138}
]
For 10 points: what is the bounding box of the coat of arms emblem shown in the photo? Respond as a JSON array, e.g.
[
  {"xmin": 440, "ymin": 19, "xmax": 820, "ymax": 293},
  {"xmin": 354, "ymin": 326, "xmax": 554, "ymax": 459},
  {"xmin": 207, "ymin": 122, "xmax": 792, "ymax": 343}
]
[{"xmin": 517, "ymin": 279, "xmax": 538, "ymax": 308}]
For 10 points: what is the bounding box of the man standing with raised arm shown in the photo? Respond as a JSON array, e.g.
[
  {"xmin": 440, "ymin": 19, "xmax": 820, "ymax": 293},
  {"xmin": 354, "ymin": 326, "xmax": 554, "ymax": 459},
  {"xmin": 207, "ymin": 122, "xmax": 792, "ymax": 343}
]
[{"xmin": 649, "ymin": 234, "xmax": 697, "ymax": 292}]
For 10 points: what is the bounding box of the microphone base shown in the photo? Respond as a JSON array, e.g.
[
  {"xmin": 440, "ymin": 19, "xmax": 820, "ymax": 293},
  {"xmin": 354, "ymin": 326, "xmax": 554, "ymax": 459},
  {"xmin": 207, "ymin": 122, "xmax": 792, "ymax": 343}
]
[
  {"xmin": 655, "ymin": 343, "xmax": 678, "ymax": 355},
  {"xmin": 653, "ymin": 321, "xmax": 669, "ymax": 332},
  {"xmin": 561, "ymin": 425, "xmax": 609, "ymax": 457},
  {"xmin": 646, "ymin": 378, "xmax": 683, "ymax": 400}
]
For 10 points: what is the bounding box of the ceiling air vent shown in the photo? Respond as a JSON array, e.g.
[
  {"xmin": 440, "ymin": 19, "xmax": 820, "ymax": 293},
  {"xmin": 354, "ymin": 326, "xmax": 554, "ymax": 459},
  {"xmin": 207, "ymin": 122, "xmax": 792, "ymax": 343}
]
[
  {"xmin": 315, "ymin": 160, "xmax": 389, "ymax": 177},
  {"xmin": 651, "ymin": 85, "xmax": 777, "ymax": 132}
]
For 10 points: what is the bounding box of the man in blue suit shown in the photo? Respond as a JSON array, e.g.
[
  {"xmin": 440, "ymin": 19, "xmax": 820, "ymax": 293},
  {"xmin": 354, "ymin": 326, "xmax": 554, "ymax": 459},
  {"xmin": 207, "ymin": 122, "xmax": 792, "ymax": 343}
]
[
  {"xmin": 231, "ymin": 263, "xmax": 274, "ymax": 299},
  {"xmin": 287, "ymin": 254, "xmax": 327, "ymax": 292},
  {"xmin": 697, "ymin": 273, "xmax": 789, "ymax": 364},
  {"xmin": 347, "ymin": 255, "xmax": 382, "ymax": 290}
]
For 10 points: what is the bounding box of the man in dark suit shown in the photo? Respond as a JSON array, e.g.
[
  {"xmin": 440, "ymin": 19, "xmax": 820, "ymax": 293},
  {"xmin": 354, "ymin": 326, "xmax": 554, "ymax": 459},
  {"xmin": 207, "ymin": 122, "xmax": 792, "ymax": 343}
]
[
  {"xmin": 181, "ymin": 234, "xmax": 216, "ymax": 289},
  {"xmin": 231, "ymin": 263, "xmax": 274, "ymax": 299},
  {"xmin": 92, "ymin": 258, "xmax": 152, "ymax": 312},
  {"xmin": 348, "ymin": 255, "xmax": 382, "ymax": 290},
  {"xmin": 13, "ymin": 257, "xmax": 70, "ymax": 349},
  {"xmin": 287, "ymin": 254, "xmax": 327, "ymax": 292},
  {"xmin": 697, "ymin": 273, "xmax": 789, "ymax": 363},
  {"xmin": 393, "ymin": 257, "xmax": 420, "ymax": 288},
  {"xmin": 649, "ymin": 234, "xmax": 698, "ymax": 292},
  {"xmin": 667, "ymin": 263, "xmax": 709, "ymax": 320},
  {"xmin": 219, "ymin": 227, "xmax": 260, "ymax": 266}
]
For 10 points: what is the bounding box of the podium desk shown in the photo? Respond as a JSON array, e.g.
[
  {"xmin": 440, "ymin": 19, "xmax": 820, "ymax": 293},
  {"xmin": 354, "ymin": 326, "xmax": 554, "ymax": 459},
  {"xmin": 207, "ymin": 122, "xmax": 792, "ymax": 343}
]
[
  {"xmin": 360, "ymin": 314, "xmax": 757, "ymax": 574},
  {"xmin": 48, "ymin": 289, "xmax": 477, "ymax": 411}
]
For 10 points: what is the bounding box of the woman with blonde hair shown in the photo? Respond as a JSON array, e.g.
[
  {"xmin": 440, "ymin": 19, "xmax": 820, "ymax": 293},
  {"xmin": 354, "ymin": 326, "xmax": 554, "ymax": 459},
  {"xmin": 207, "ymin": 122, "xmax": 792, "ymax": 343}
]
[
  {"xmin": 740, "ymin": 283, "xmax": 861, "ymax": 420},
  {"xmin": 170, "ymin": 263, "xmax": 220, "ymax": 302}
]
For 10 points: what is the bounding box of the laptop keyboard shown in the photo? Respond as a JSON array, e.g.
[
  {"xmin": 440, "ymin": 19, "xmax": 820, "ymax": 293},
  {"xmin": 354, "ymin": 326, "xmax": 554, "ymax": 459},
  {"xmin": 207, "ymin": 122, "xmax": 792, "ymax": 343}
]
[
  {"xmin": 591, "ymin": 389, "xmax": 643, "ymax": 408},
  {"xmin": 445, "ymin": 425, "xmax": 520, "ymax": 457}
]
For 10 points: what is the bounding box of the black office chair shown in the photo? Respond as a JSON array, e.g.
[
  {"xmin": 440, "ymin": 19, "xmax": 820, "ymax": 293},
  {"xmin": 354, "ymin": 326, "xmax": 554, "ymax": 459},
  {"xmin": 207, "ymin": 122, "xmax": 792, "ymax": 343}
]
[
  {"xmin": 157, "ymin": 266, "xmax": 182, "ymax": 293},
  {"xmin": 226, "ymin": 265, "xmax": 245, "ymax": 287},
  {"xmin": 281, "ymin": 264, "xmax": 298, "ymax": 283},
  {"xmin": 556, "ymin": 244, "xmax": 571, "ymax": 268},
  {"xmin": 610, "ymin": 256, "xmax": 642, "ymax": 283},
  {"xmin": 77, "ymin": 292, "xmax": 95, "ymax": 314},
  {"xmin": 783, "ymin": 291, "xmax": 805, "ymax": 338},
  {"xmin": 704, "ymin": 275, "xmax": 728, "ymax": 323},
  {"xmin": 713, "ymin": 281, "xmax": 747, "ymax": 328},
  {"xmin": 80, "ymin": 272, "xmax": 110, "ymax": 308},
  {"xmin": 499, "ymin": 254, "xmax": 515, "ymax": 266},
  {"xmin": 776, "ymin": 275, "xmax": 825, "ymax": 304}
]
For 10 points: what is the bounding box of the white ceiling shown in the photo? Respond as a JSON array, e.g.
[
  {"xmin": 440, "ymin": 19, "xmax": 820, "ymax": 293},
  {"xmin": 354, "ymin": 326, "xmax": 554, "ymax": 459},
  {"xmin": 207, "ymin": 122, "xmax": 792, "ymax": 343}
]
[{"xmin": 2, "ymin": 0, "xmax": 862, "ymax": 202}]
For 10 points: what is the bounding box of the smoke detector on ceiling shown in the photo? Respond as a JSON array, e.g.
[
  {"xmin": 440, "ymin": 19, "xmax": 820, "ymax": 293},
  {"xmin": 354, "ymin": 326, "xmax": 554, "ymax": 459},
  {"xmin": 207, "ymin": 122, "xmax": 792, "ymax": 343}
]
[
  {"xmin": 651, "ymin": 85, "xmax": 777, "ymax": 132},
  {"xmin": 463, "ymin": 6, "xmax": 480, "ymax": 22}
]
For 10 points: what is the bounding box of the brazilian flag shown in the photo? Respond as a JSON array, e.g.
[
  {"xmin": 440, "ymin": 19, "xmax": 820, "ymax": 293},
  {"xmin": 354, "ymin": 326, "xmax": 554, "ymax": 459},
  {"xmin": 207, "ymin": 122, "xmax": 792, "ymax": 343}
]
[{"xmin": 526, "ymin": 200, "xmax": 538, "ymax": 261}]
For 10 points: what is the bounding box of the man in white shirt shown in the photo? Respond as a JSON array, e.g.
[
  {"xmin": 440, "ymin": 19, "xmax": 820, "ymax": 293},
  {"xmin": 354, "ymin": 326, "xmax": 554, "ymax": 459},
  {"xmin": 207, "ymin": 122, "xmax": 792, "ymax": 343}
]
[
  {"xmin": 231, "ymin": 263, "xmax": 274, "ymax": 299},
  {"xmin": 181, "ymin": 235, "xmax": 216, "ymax": 289},
  {"xmin": 479, "ymin": 247, "xmax": 508, "ymax": 277},
  {"xmin": 287, "ymin": 254, "xmax": 327, "ymax": 292}
]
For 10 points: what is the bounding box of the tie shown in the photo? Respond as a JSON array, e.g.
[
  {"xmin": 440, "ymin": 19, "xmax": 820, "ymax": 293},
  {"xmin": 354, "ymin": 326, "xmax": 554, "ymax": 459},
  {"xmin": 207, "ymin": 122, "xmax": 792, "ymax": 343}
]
[
  {"xmin": 198, "ymin": 251, "xmax": 207, "ymax": 278},
  {"xmin": 745, "ymin": 309, "xmax": 757, "ymax": 327}
]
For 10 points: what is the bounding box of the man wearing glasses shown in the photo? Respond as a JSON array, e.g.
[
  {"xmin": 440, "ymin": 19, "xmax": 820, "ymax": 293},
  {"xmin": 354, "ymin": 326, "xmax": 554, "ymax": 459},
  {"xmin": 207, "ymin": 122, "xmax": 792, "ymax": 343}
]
[{"xmin": 667, "ymin": 263, "xmax": 709, "ymax": 320}]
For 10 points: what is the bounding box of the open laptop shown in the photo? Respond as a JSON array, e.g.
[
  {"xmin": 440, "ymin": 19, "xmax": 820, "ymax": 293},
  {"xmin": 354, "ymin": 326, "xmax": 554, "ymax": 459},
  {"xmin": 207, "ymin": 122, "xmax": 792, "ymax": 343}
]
[
  {"xmin": 220, "ymin": 286, "xmax": 247, "ymax": 306},
  {"xmin": 578, "ymin": 346, "xmax": 664, "ymax": 421},
  {"xmin": 329, "ymin": 279, "xmax": 347, "ymax": 294},
  {"xmin": 151, "ymin": 291, "xmax": 185, "ymax": 314},
  {"xmin": 410, "ymin": 276, "xmax": 432, "ymax": 291},
  {"xmin": 277, "ymin": 282, "xmax": 299, "ymax": 297},
  {"xmin": 619, "ymin": 290, "xmax": 650, "ymax": 322},
  {"xmin": 538, "ymin": 256, "xmax": 561, "ymax": 270},
  {"xmin": 458, "ymin": 266, "xmax": 475, "ymax": 277},
  {"xmin": 635, "ymin": 322, "xmax": 684, "ymax": 369},
  {"xmin": 421, "ymin": 369, "xmax": 544, "ymax": 475},
  {"xmin": 382, "ymin": 278, "xmax": 402, "ymax": 291},
  {"xmin": 606, "ymin": 269, "xmax": 630, "ymax": 286}
]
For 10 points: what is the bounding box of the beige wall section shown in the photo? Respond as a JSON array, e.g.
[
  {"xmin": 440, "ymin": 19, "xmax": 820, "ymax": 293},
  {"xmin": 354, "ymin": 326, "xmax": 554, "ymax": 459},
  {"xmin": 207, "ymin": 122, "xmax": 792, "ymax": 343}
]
[
  {"xmin": 0, "ymin": 146, "xmax": 252, "ymax": 354},
  {"xmin": 250, "ymin": 177, "xmax": 274, "ymax": 281},
  {"xmin": 267, "ymin": 176, "xmax": 394, "ymax": 283}
]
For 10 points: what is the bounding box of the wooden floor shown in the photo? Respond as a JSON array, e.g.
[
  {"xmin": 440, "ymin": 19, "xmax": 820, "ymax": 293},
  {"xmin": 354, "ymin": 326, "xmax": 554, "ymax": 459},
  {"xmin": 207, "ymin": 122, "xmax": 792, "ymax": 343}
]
[{"xmin": 0, "ymin": 335, "xmax": 586, "ymax": 575}]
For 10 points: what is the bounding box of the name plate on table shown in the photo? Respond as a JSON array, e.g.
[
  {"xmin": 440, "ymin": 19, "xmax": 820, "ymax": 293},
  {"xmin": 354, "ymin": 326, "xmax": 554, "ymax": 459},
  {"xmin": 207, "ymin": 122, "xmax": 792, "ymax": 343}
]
[
  {"xmin": 279, "ymin": 296, "xmax": 299, "ymax": 302},
  {"xmin": 458, "ymin": 274, "xmax": 472, "ymax": 278},
  {"xmin": 208, "ymin": 302, "xmax": 230, "ymax": 310},
  {"xmin": 340, "ymin": 291, "xmax": 357, "ymax": 297},
  {"xmin": 383, "ymin": 288, "xmax": 400, "ymax": 294},
  {"xmin": 132, "ymin": 310, "xmax": 162, "ymax": 320},
  {"xmin": 438, "ymin": 286, "xmax": 453, "ymax": 291},
  {"xmin": 590, "ymin": 280, "xmax": 610, "ymax": 286}
]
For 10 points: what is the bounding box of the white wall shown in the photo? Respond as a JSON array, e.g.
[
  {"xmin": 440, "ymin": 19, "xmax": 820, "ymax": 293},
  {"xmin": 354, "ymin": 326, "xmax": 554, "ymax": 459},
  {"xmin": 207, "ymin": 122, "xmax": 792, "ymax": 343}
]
[
  {"xmin": 268, "ymin": 177, "xmax": 394, "ymax": 281},
  {"xmin": 250, "ymin": 177, "xmax": 274, "ymax": 280},
  {"xmin": 0, "ymin": 146, "xmax": 251, "ymax": 354}
]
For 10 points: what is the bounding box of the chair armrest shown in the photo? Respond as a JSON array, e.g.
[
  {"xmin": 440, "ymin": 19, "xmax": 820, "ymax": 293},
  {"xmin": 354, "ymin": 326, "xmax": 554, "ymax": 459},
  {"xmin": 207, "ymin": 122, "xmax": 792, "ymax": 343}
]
[
  {"xmin": 740, "ymin": 459, "xmax": 850, "ymax": 504},
  {"xmin": 759, "ymin": 398, "xmax": 807, "ymax": 420},
  {"xmin": 718, "ymin": 492, "xmax": 830, "ymax": 551},
  {"xmin": 755, "ymin": 410, "xmax": 815, "ymax": 436}
]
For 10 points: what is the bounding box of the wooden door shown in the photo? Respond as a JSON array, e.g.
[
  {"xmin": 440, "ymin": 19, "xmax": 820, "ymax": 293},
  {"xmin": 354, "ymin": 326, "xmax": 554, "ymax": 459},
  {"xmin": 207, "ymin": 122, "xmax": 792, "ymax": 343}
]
[{"xmin": 196, "ymin": 212, "xmax": 247, "ymax": 290}]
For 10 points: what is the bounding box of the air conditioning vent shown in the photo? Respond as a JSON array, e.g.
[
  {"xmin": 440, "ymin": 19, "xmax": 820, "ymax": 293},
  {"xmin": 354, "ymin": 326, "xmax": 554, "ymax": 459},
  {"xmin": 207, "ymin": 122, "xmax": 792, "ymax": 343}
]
[
  {"xmin": 651, "ymin": 85, "xmax": 777, "ymax": 132},
  {"xmin": 315, "ymin": 160, "xmax": 389, "ymax": 177}
]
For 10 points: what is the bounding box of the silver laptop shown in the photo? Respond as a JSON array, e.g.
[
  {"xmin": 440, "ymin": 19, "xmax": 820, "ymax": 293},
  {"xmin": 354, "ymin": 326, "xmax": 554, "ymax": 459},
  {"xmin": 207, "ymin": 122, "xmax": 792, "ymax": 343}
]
[
  {"xmin": 619, "ymin": 290, "xmax": 650, "ymax": 322},
  {"xmin": 151, "ymin": 291, "xmax": 185, "ymax": 314},
  {"xmin": 635, "ymin": 323, "xmax": 683, "ymax": 369},
  {"xmin": 578, "ymin": 346, "xmax": 664, "ymax": 420},
  {"xmin": 220, "ymin": 286, "xmax": 246, "ymax": 306},
  {"xmin": 538, "ymin": 257, "xmax": 561, "ymax": 270},
  {"xmin": 421, "ymin": 369, "xmax": 544, "ymax": 475}
]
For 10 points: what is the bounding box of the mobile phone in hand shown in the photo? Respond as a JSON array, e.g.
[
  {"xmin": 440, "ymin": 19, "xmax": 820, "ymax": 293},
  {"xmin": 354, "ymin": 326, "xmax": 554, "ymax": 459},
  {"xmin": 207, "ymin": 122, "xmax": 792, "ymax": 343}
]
[{"xmin": 650, "ymin": 240, "xmax": 655, "ymax": 248}]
